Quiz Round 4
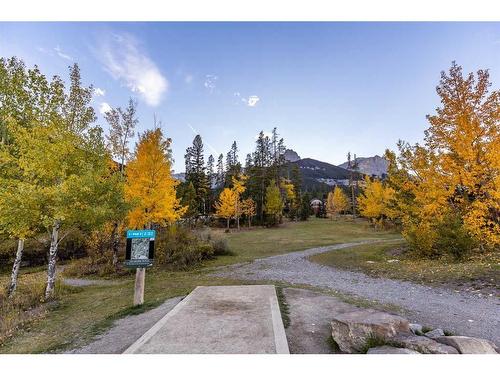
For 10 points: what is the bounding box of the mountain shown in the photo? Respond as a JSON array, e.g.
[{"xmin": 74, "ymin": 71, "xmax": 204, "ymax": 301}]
[
  {"xmin": 288, "ymin": 158, "xmax": 355, "ymax": 192},
  {"xmin": 172, "ymin": 172, "xmax": 186, "ymax": 182},
  {"xmin": 284, "ymin": 149, "xmax": 301, "ymax": 162},
  {"xmin": 338, "ymin": 155, "xmax": 388, "ymax": 178}
]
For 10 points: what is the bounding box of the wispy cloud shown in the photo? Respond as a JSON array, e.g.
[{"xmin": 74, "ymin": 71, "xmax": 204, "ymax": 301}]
[
  {"xmin": 247, "ymin": 95, "xmax": 260, "ymax": 107},
  {"xmin": 204, "ymin": 75, "xmax": 218, "ymax": 93},
  {"xmin": 98, "ymin": 33, "xmax": 168, "ymax": 107},
  {"xmin": 94, "ymin": 87, "xmax": 106, "ymax": 97},
  {"xmin": 99, "ymin": 102, "xmax": 112, "ymax": 115},
  {"xmin": 54, "ymin": 46, "xmax": 73, "ymax": 61},
  {"xmin": 234, "ymin": 92, "xmax": 260, "ymax": 107},
  {"xmin": 184, "ymin": 74, "xmax": 194, "ymax": 84}
]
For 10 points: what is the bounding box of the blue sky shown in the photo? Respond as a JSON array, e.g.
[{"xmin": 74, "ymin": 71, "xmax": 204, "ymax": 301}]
[{"xmin": 1, "ymin": 22, "xmax": 499, "ymax": 172}]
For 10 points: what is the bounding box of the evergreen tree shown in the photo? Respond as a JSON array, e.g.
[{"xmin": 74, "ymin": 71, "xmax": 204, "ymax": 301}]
[
  {"xmin": 299, "ymin": 193, "xmax": 312, "ymax": 221},
  {"xmin": 216, "ymin": 153, "xmax": 225, "ymax": 189},
  {"xmin": 184, "ymin": 135, "xmax": 209, "ymax": 216}
]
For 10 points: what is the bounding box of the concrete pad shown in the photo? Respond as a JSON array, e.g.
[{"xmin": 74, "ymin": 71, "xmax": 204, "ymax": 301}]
[{"xmin": 124, "ymin": 285, "xmax": 289, "ymax": 354}]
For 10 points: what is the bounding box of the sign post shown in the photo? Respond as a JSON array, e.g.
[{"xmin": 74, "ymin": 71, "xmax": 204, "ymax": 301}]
[{"xmin": 125, "ymin": 229, "xmax": 155, "ymax": 306}]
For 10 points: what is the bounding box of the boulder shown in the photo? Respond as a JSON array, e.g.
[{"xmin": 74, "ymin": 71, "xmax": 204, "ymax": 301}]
[
  {"xmin": 367, "ymin": 345, "xmax": 420, "ymax": 354},
  {"xmin": 409, "ymin": 323, "xmax": 423, "ymax": 335},
  {"xmin": 331, "ymin": 310, "xmax": 411, "ymax": 353},
  {"xmin": 389, "ymin": 334, "xmax": 459, "ymax": 354},
  {"xmin": 434, "ymin": 336, "xmax": 498, "ymax": 354},
  {"xmin": 424, "ymin": 328, "xmax": 445, "ymax": 339}
]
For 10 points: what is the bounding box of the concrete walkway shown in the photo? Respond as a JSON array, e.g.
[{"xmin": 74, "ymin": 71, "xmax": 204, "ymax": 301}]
[{"xmin": 124, "ymin": 285, "xmax": 289, "ymax": 354}]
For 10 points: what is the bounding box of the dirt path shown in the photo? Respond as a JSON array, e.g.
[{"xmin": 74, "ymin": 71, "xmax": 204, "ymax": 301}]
[{"xmin": 213, "ymin": 241, "xmax": 500, "ymax": 345}]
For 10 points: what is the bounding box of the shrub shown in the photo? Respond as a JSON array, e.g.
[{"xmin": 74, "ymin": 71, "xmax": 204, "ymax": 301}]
[
  {"xmin": 154, "ymin": 226, "xmax": 217, "ymax": 269},
  {"xmin": 196, "ymin": 229, "xmax": 233, "ymax": 256}
]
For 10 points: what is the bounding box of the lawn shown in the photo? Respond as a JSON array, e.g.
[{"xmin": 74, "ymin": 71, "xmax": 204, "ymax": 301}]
[
  {"xmin": 0, "ymin": 217, "xmax": 400, "ymax": 353},
  {"xmin": 309, "ymin": 241, "xmax": 500, "ymax": 293}
]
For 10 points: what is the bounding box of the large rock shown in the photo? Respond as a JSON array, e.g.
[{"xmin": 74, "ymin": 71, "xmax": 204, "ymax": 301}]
[
  {"xmin": 409, "ymin": 323, "xmax": 423, "ymax": 335},
  {"xmin": 367, "ymin": 345, "xmax": 420, "ymax": 354},
  {"xmin": 390, "ymin": 334, "xmax": 459, "ymax": 354},
  {"xmin": 331, "ymin": 310, "xmax": 411, "ymax": 353},
  {"xmin": 424, "ymin": 328, "xmax": 445, "ymax": 339},
  {"xmin": 434, "ymin": 336, "xmax": 498, "ymax": 354}
]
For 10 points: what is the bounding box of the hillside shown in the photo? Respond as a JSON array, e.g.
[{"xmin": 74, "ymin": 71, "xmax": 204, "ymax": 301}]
[
  {"xmin": 338, "ymin": 155, "xmax": 388, "ymax": 177},
  {"xmin": 288, "ymin": 158, "xmax": 357, "ymax": 192}
]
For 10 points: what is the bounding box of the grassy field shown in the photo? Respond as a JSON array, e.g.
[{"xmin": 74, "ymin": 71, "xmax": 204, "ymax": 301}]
[
  {"xmin": 0, "ymin": 217, "xmax": 399, "ymax": 353},
  {"xmin": 310, "ymin": 241, "xmax": 500, "ymax": 292}
]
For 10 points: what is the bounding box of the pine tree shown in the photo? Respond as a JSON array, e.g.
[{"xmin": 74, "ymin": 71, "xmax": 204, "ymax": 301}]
[
  {"xmin": 185, "ymin": 135, "xmax": 208, "ymax": 216},
  {"xmin": 216, "ymin": 153, "xmax": 225, "ymax": 189}
]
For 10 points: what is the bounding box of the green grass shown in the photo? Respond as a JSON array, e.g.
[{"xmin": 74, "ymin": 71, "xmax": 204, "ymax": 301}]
[
  {"xmin": 275, "ymin": 286, "xmax": 290, "ymax": 328},
  {"xmin": 203, "ymin": 217, "xmax": 401, "ymax": 268},
  {"xmin": 0, "ymin": 217, "xmax": 401, "ymax": 354},
  {"xmin": 310, "ymin": 240, "xmax": 500, "ymax": 287}
]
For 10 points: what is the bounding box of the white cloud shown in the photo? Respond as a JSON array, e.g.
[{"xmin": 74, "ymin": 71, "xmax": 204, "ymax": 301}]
[
  {"xmin": 99, "ymin": 102, "xmax": 112, "ymax": 115},
  {"xmin": 184, "ymin": 74, "xmax": 193, "ymax": 84},
  {"xmin": 54, "ymin": 46, "xmax": 73, "ymax": 61},
  {"xmin": 204, "ymin": 75, "xmax": 218, "ymax": 92},
  {"xmin": 234, "ymin": 92, "xmax": 260, "ymax": 107},
  {"xmin": 99, "ymin": 33, "xmax": 168, "ymax": 107},
  {"xmin": 247, "ymin": 95, "xmax": 260, "ymax": 107},
  {"xmin": 94, "ymin": 87, "xmax": 106, "ymax": 97}
]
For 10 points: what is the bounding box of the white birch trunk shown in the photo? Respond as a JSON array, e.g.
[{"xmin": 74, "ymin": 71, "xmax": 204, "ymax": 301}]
[
  {"xmin": 111, "ymin": 222, "xmax": 119, "ymax": 268},
  {"xmin": 45, "ymin": 221, "xmax": 60, "ymax": 300},
  {"xmin": 7, "ymin": 238, "xmax": 25, "ymax": 297}
]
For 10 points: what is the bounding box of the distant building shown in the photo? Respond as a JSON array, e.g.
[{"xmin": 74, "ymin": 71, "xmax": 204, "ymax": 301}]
[{"xmin": 310, "ymin": 198, "xmax": 323, "ymax": 215}]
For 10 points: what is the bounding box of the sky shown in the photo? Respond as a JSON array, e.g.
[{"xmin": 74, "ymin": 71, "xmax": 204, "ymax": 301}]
[{"xmin": 1, "ymin": 22, "xmax": 499, "ymax": 172}]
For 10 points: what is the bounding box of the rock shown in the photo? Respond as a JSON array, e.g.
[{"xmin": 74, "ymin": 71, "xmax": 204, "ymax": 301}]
[
  {"xmin": 424, "ymin": 328, "xmax": 445, "ymax": 339},
  {"xmin": 331, "ymin": 310, "xmax": 411, "ymax": 353},
  {"xmin": 409, "ymin": 323, "xmax": 423, "ymax": 335},
  {"xmin": 434, "ymin": 336, "xmax": 498, "ymax": 354},
  {"xmin": 367, "ymin": 345, "xmax": 420, "ymax": 354},
  {"xmin": 389, "ymin": 334, "xmax": 459, "ymax": 354}
]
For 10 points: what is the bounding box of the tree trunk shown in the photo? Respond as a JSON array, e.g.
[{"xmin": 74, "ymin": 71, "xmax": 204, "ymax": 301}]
[
  {"xmin": 7, "ymin": 239, "xmax": 24, "ymax": 297},
  {"xmin": 226, "ymin": 218, "xmax": 230, "ymax": 229},
  {"xmin": 45, "ymin": 221, "xmax": 60, "ymax": 300},
  {"xmin": 111, "ymin": 221, "xmax": 119, "ymax": 269}
]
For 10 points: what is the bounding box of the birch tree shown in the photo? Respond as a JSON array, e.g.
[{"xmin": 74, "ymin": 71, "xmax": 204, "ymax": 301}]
[{"xmin": 104, "ymin": 98, "xmax": 137, "ymax": 266}]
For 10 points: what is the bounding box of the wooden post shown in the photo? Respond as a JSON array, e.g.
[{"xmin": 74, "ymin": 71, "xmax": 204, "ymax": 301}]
[{"xmin": 134, "ymin": 267, "xmax": 146, "ymax": 306}]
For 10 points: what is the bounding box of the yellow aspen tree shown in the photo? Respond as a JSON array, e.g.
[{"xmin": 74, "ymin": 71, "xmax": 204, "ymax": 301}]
[
  {"xmin": 264, "ymin": 179, "xmax": 283, "ymax": 225},
  {"xmin": 240, "ymin": 198, "xmax": 256, "ymax": 228},
  {"xmin": 330, "ymin": 186, "xmax": 350, "ymax": 218},
  {"xmin": 358, "ymin": 176, "xmax": 396, "ymax": 227},
  {"xmin": 231, "ymin": 174, "xmax": 248, "ymax": 230},
  {"xmin": 214, "ymin": 188, "xmax": 237, "ymax": 229},
  {"xmin": 125, "ymin": 128, "xmax": 186, "ymax": 229}
]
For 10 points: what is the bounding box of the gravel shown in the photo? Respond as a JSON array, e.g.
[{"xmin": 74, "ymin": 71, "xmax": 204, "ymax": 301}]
[
  {"xmin": 66, "ymin": 296, "xmax": 184, "ymax": 353},
  {"xmin": 213, "ymin": 241, "xmax": 500, "ymax": 345}
]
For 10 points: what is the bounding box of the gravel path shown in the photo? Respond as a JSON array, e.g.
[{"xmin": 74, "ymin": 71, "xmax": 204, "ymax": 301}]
[
  {"xmin": 213, "ymin": 241, "xmax": 500, "ymax": 345},
  {"xmin": 66, "ymin": 296, "xmax": 184, "ymax": 353}
]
